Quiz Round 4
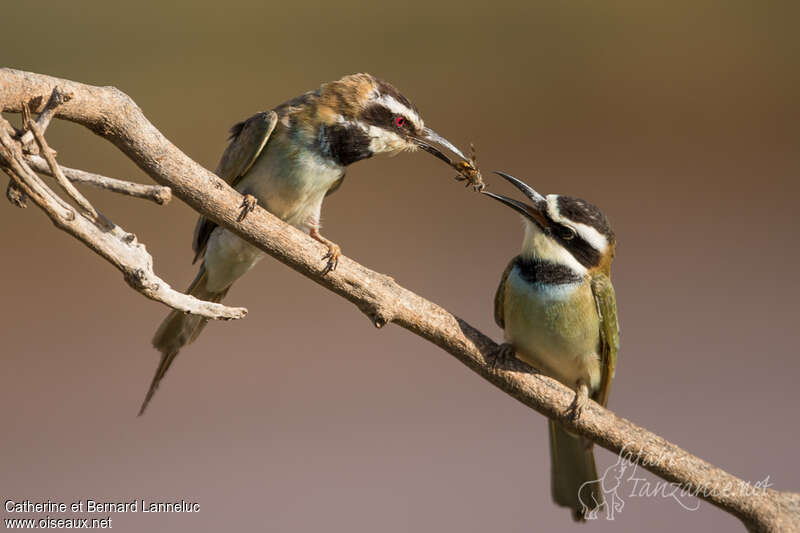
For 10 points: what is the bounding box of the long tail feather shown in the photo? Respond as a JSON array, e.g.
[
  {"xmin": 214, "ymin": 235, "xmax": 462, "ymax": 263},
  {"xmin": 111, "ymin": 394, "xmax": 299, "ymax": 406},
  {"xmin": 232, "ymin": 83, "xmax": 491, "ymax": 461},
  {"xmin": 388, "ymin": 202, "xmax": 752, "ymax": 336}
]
[
  {"xmin": 549, "ymin": 419, "xmax": 603, "ymax": 521},
  {"xmin": 138, "ymin": 266, "xmax": 228, "ymax": 416}
]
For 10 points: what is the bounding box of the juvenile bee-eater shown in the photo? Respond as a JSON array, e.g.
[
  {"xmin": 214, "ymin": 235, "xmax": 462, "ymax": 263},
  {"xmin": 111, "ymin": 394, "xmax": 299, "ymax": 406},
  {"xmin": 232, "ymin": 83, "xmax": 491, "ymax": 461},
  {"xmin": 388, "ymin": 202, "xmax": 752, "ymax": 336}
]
[
  {"xmin": 139, "ymin": 74, "xmax": 474, "ymax": 415},
  {"xmin": 484, "ymin": 171, "xmax": 619, "ymax": 520}
]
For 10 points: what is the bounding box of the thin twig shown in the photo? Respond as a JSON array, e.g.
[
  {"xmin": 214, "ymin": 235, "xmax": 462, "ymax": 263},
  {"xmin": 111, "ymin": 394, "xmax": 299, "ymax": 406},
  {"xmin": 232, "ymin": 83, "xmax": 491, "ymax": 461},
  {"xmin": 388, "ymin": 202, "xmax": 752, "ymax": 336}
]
[
  {"xmin": 0, "ymin": 68, "xmax": 797, "ymax": 533},
  {"xmin": 1, "ymin": 151, "xmax": 50, "ymax": 213},
  {"xmin": 0, "ymin": 117, "xmax": 246, "ymax": 321},
  {"xmin": 25, "ymin": 154, "xmax": 172, "ymax": 205},
  {"xmin": 18, "ymin": 86, "xmax": 72, "ymax": 149},
  {"xmin": 0, "ymin": 129, "xmax": 75, "ymax": 220},
  {"xmin": 5, "ymin": 112, "xmax": 28, "ymax": 206},
  {"xmin": 24, "ymin": 103, "xmax": 100, "ymax": 221}
]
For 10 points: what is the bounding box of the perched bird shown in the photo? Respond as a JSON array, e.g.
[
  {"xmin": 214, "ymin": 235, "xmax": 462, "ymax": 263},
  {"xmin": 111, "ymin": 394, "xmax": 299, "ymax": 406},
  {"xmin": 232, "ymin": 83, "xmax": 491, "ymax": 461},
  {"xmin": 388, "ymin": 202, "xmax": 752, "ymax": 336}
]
[
  {"xmin": 484, "ymin": 171, "xmax": 619, "ymax": 520},
  {"xmin": 139, "ymin": 73, "xmax": 474, "ymax": 415}
]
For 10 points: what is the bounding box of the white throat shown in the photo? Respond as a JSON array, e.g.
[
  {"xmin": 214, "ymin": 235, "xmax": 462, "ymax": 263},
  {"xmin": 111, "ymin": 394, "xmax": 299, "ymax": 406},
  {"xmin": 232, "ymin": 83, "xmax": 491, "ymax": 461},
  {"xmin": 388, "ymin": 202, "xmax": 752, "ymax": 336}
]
[{"xmin": 519, "ymin": 220, "xmax": 587, "ymax": 276}]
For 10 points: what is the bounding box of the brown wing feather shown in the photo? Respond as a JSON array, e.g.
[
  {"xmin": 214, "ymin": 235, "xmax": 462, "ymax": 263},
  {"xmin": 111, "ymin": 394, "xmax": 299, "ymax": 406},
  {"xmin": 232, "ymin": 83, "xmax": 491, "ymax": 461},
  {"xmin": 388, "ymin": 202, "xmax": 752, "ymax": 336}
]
[
  {"xmin": 494, "ymin": 258, "xmax": 516, "ymax": 329},
  {"xmin": 192, "ymin": 111, "xmax": 278, "ymax": 263}
]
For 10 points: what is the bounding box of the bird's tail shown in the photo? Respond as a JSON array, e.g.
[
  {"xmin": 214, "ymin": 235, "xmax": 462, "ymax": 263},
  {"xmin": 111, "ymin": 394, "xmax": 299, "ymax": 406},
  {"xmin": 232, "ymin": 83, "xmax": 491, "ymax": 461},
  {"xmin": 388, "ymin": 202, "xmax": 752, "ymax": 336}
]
[
  {"xmin": 549, "ymin": 419, "xmax": 603, "ymax": 521},
  {"xmin": 138, "ymin": 265, "xmax": 229, "ymax": 416}
]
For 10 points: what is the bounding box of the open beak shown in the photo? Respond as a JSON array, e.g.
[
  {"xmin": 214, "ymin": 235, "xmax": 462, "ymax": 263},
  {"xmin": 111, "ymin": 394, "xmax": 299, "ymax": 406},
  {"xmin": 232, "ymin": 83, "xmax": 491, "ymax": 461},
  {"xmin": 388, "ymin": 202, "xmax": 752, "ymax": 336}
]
[
  {"xmin": 482, "ymin": 171, "xmax": 549, "ymax": 228},
  {"xmin": 413, "ymin": 127, "xmax": 469, "ymax": 166}
]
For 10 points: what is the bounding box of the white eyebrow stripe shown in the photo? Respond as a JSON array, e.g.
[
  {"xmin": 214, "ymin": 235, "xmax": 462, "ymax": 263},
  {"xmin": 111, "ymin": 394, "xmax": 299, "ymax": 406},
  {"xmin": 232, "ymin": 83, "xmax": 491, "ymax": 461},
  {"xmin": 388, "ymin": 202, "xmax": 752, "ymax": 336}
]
[
  {"xmin": 375, "ymin": 94, "xmax": 422, "ymax": 129},
  {"xmin": 573, "ymin": 222, "xmax": 609, "ymax": 251},
  {"xmin": 546, "ymin": 195, "xmax": 608, "ymax": 252},
  {"xmin": 546, "ymin": 195, "xmax": 562, "ymax": 221}
]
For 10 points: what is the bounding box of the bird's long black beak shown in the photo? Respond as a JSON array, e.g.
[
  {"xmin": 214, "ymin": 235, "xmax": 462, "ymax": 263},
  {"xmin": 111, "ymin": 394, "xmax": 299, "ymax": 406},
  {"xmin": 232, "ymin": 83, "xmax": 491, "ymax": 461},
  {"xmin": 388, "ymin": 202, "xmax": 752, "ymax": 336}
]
[
  {"xmin": 482, "ymin": 171, "xmax": 549, "ymax": 228},
  {"xmin": 413, "ymin": 127, "xmax": 468, "ymax": 167}
]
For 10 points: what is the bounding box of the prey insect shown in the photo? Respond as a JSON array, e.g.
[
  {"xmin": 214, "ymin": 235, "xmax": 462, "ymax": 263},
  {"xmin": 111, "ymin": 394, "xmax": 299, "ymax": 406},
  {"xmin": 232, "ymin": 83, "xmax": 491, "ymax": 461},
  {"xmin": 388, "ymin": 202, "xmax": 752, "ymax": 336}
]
[{"xmin": 452, "ymin": 143, "xmax": 484, "ymax": 191}]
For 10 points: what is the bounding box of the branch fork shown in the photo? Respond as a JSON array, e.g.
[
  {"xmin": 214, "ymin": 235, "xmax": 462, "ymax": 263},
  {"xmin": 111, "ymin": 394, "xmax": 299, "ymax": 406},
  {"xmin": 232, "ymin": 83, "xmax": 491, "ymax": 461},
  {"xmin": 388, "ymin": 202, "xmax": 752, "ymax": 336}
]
[{"xmin": 0, "ymin": 86, "xmax": 244, "ymax": 320}]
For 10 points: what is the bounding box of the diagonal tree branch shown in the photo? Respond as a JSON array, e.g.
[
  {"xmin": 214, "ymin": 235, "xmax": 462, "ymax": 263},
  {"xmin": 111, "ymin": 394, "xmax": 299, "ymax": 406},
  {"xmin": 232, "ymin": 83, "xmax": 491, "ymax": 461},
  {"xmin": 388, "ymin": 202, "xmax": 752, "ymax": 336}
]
[{"xmin": 1, "ymin": 68, "xmax": 797, "ymax": 533}]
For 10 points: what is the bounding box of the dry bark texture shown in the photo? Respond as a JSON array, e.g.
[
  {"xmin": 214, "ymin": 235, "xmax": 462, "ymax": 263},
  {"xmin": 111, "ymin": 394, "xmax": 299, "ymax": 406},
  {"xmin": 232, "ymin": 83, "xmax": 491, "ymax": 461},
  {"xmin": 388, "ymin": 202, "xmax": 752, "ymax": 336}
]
[{"xmin": 1, "ymin": 68, "xmax": 797, "ymax": 532}]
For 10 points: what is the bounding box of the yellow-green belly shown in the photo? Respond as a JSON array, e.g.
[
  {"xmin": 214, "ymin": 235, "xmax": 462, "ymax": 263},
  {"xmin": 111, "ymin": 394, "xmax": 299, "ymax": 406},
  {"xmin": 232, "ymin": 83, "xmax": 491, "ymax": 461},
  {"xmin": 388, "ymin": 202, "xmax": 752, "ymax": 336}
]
[{"xmin": 504, "ymin": 268, "xmax": 602, "ymax": 393}]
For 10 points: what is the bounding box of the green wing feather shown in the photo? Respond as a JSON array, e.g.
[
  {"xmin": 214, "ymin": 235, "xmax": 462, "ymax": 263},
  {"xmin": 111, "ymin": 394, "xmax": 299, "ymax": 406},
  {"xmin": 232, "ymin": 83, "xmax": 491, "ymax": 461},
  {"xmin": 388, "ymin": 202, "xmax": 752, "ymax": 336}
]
[
  {"xmin": 192, "ymin": 111, "xmax": 278, "ymax": 263},
  {"xmin": 590, "ymin": 273, "xmax": 619, "ymax": 408},
  {"xmin": 494, "ymin": 258, "xmax": 516, "ymax": 329}
]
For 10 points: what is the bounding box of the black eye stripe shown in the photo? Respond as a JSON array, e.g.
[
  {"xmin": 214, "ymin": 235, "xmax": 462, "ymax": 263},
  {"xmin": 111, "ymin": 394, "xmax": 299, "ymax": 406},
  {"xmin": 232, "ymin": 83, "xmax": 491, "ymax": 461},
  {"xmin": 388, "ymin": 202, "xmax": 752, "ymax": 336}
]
[
  {"xmin": 551, "ymin": 230, "xmax": 600, "ymax": 268},
  {"xmin": 557, "ymin": 225, "xmax": 576, "ymax": 240},
  {"xmin": 362, "ymin": 104, "xmax": 418, "ymax": 135},
  {"xmin": 362, "ymin": 104, "xmax": 393, "ymax": 128}
]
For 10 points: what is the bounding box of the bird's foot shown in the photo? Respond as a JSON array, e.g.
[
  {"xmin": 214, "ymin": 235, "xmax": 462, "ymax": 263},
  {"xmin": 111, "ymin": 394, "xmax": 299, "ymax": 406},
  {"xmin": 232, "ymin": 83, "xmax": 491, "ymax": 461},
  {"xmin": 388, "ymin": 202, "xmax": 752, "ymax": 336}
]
[
  {"xmin": 309, "ymin": 227, "xmax": 341, "ymax": 275},
  {"xmin": 490, "ymin": 342, "xmax": 516, "ymax": 370},
  {"xmin": 238, "ymin": 194, "xmax": 258, "ymax": 222},
  {"xmin": 567, "ymin": 381, "xmax": 589, "ymax": 421},
  {"xmin": 321, "ymin": 242, "xmax": 341, "ymax": 275}
]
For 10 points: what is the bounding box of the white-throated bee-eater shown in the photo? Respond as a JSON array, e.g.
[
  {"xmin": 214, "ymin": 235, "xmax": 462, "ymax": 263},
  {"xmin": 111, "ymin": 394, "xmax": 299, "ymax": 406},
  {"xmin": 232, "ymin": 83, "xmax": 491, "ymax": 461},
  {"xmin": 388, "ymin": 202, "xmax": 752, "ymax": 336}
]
[
  {"xmin": 484, "ymin": 171, "xmax": 619, "ymax": 521},
  {"xmin": 139, "ymin": 74, "xmax": 476, "ymax": 415}
]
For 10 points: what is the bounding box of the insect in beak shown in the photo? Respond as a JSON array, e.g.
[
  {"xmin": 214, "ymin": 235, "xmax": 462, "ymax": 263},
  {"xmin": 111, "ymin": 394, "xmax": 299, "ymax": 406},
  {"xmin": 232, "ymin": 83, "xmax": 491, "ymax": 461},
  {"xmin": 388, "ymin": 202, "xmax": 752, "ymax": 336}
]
[{"xmin": 413, "ymin": 128, "xmax": 483, "ymax": 190}]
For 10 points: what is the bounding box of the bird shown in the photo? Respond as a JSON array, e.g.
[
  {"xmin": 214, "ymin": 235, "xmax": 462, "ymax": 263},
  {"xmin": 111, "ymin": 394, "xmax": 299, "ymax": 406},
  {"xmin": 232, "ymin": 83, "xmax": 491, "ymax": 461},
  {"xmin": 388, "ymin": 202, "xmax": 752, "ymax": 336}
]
[
  {"xmin": 483, "ymin": 171, "xmax": 619, "ymax": 521},
  {"xmin": 139, "ymin": 73, "xmax": 475, "ymax": 415}
]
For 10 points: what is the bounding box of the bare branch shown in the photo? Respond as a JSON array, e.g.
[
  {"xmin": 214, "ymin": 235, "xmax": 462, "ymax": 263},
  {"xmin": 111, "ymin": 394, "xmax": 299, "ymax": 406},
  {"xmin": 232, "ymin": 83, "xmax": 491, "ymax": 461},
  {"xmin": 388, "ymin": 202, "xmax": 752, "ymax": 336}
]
[
  {"xmin": 26, "ymin": 154, "xmax": 172, "ymax": 205},
  {"xmin": 24, "ymin": 103, "xmax": 100, "ymax": 221},
  {"xmin": 18, "ymin": 85, "xmax": 72, "ymax": 149},
  {"xmin": 0, "ymin": 117, "xmax": 246, "ymax": 321},
  {"xmin": 0, "ymin": 68, "xmax": 797, "ymax": 532},
  {"xmin": 0, "ymin": 128, "xmax": 75, "ymax": 220},
  {"xmin": 4, "ymin": 114, "xmax": 28, "ymax": 207}
]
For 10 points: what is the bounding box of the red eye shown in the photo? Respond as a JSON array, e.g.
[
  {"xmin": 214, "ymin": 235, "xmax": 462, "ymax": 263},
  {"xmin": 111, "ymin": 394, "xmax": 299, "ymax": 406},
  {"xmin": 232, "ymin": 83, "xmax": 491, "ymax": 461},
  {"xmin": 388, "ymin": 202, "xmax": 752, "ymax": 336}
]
[{"xmin": 395, "ymin": 116, "xmax": 407, "ymax": 128}]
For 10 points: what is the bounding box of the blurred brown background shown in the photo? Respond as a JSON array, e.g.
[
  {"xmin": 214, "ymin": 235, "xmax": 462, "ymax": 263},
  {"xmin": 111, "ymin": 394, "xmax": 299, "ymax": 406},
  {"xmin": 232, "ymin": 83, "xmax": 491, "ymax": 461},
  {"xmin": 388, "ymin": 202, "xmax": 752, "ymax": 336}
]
[{"xmin": 2, "ymin": 1, "xmax": 798, "ymax": 531}]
